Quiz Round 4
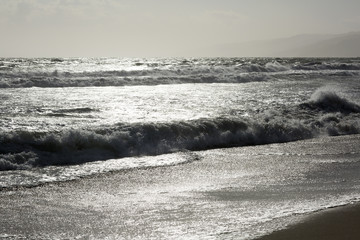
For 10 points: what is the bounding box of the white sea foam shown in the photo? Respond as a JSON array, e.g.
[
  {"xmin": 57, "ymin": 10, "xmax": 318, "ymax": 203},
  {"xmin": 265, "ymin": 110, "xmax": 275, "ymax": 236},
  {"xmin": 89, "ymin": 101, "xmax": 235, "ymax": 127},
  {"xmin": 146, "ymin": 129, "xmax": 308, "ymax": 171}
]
[
  {"xmin": 1, "ymin": 58, "xmax": 360, "ymax": 240},
  {"xmin": 1, "ymin": 89, "xmax": 359, "ymax": 171},
  {"xmin": 1, "ymin": 58, "xmax": 360, "ymax": 88},
  {"xmin": 1, "ymin": 57, "xmax": 360, "ymax": 186},
  {"xmin": 307, "ymin": 86, "xmax": 360, "ymax": 113}
]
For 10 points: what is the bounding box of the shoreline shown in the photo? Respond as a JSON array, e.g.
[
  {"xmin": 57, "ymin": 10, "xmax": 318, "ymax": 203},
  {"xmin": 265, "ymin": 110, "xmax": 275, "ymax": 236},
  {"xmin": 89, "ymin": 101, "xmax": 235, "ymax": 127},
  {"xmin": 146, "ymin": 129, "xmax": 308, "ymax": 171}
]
[
  {"xmin": 0, "ymin": 134, "xmax": 359, "ymax": 239},
  {"xmin": 257, "ymin": 203, "xmax": 360, "ymax": 240}
]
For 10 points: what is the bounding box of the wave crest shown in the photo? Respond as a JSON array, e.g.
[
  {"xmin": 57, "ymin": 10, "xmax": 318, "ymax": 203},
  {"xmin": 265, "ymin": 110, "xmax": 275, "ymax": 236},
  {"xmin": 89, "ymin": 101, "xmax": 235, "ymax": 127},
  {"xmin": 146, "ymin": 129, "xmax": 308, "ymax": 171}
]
[
  {"xmin": 1, "ymin": 106, "xmax": 359, "ymax": 171},
  {"xmin": 2, "ymin": 58, "xmax": 360, "ymax": 88},
  {"xmin": 301, "ymin": 87, "xmax": 360, "ymax": 113}
]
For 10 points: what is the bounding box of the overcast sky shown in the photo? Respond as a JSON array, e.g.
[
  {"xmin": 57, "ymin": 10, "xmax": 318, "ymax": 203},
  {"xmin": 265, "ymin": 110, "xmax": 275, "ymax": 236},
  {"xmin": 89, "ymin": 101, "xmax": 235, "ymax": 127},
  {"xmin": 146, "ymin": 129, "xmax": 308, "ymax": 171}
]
[{"xmin": 1, "ymin": 0, "xmax": 360, "ymax": 57}]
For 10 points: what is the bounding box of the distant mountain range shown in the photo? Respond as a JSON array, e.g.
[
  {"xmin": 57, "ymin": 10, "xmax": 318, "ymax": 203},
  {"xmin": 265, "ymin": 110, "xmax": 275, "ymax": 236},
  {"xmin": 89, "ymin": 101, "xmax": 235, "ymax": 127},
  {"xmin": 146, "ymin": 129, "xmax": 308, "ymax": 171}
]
[{"xmin": 201, "ymin": 31, "xmax": 360, "ymax": 57}]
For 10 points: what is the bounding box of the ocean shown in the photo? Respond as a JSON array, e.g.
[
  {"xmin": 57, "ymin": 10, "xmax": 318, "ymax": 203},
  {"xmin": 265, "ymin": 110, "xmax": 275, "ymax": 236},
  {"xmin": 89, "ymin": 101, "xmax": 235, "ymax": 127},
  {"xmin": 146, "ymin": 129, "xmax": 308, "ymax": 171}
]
[{"xmin": 1, "ymin": 57, "xmax": 360, "ymax": 239}]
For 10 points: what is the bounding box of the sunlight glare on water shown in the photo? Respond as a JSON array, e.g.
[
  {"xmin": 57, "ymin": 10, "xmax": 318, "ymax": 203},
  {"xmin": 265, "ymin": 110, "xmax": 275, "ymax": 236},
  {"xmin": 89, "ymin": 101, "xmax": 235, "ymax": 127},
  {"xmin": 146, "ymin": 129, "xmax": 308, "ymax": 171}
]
[{"xmin": 0, "ymin": 81, "xmax": 313, "ymax": 133}]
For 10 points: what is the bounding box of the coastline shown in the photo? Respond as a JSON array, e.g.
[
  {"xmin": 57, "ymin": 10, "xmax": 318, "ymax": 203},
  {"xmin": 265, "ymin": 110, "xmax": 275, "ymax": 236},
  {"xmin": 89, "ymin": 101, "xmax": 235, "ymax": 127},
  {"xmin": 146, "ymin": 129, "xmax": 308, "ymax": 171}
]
[
  {"xmin": 257, "ymin": 203, "xmax": 360, "ymax": 240},
  {"xmin": 0, "ymin": 134, "xmax": 359, "ymax": 239}
]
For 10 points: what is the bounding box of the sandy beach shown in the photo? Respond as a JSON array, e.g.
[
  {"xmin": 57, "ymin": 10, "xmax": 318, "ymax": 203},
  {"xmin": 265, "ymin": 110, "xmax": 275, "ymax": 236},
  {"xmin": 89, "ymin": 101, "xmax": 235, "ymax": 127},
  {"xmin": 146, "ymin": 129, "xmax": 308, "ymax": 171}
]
[
  {"xmin": 257, "ymin": 203, "xmax": 360, "ymax": 240},
  {"xmin": 1, "ymin": 134, "xmax": 360, "ymax": 239}
]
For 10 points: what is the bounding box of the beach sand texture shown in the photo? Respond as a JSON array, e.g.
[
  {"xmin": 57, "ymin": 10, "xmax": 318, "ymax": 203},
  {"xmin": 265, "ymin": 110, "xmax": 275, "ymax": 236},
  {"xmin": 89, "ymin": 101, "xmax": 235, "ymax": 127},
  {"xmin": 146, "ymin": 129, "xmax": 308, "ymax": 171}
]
[{"xmin": 257, "ymin": 203, "xmax": 360, "ymax": 240}]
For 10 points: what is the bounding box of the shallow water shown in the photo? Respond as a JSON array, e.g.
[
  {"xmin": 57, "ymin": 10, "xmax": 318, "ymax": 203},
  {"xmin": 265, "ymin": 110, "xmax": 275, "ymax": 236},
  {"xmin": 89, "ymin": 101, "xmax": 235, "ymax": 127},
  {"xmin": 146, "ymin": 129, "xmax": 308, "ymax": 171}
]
[
  {"xmin": 1, "ymin": 135, "xmax": 359, "ymax": 239},
  {"xmin": 1, "ymin": 57, "xmax": 360, "ymax": 238}
]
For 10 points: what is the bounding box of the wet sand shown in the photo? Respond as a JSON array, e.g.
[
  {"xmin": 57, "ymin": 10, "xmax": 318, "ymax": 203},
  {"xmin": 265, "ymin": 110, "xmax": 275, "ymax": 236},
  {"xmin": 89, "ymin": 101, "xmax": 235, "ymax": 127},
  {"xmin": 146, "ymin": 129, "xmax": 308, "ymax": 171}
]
[{"xmin": 257, "ymin": 203, "xmax": 360, "ymax": 240}]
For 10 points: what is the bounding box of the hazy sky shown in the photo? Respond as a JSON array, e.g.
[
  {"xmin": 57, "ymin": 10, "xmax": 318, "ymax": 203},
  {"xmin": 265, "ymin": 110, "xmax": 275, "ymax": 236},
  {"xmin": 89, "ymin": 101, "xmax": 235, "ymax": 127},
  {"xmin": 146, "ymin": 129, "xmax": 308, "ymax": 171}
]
[{"xmin": 1, "ymin": 0, "xmax": 360, "ymax": 57}]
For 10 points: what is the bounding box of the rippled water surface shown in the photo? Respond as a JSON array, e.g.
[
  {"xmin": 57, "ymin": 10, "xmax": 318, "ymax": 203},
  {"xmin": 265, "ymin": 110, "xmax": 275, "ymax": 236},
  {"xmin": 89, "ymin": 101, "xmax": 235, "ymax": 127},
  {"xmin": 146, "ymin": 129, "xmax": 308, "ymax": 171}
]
[{"xmin": 1, "ymin": 57, "xmax": 360, "ymax": 239}]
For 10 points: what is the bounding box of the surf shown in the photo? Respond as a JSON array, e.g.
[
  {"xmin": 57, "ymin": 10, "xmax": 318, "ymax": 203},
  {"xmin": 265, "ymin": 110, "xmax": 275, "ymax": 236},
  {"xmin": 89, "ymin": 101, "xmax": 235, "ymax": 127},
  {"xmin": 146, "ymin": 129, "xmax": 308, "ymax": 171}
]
[{"xmin": 1, "ymin": 88, "xmax": 359, "ymax": 171}]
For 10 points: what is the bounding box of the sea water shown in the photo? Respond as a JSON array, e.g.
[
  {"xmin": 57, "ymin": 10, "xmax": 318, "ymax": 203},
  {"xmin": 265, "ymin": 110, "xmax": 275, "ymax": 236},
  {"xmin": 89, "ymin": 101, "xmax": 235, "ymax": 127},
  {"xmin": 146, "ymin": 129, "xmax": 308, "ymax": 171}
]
[{"xmin": 1, "ymin": 57, "xmax": 360, "ymax": 238}]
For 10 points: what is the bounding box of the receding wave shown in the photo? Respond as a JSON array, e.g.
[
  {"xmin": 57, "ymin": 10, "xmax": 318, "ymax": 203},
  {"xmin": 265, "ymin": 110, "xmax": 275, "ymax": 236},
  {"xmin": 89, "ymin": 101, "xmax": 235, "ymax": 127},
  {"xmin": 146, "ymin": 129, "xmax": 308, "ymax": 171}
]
[{"xmin": 1, "ymin": 90, "xmax": 359, "ymax": 171}]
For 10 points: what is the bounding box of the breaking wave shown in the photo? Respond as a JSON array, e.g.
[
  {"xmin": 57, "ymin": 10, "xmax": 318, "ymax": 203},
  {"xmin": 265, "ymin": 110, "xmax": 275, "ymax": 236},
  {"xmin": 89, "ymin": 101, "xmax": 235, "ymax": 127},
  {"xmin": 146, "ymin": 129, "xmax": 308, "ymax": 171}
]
[
  {"xmin": 1, "ymin": 58, "xmax": 360, "ymax": 88},
  {"xmin": 0, "ymin": 72, "xmax": 270, "ymax": 88},
  {"xmin": 300, "ymin": 87, "xmax": 360, "ymax": 113},
  {"xmin": 1, "ymin": 90, "xmax": 360, "ymax": 171}
]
